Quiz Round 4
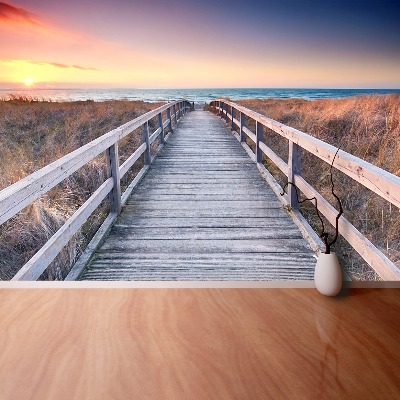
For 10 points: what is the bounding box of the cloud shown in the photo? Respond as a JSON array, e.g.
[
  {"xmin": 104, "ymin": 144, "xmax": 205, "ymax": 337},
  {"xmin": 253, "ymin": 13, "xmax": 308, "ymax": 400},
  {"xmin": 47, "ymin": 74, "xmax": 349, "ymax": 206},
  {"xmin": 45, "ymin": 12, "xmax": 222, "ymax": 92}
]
[
  {"xmin": 25, "ymin": 60, "xmax": 99, "ymax": 71},
  {"xmin": 0, "ymin": 2, "xmax": 42, "ymax": 27}
]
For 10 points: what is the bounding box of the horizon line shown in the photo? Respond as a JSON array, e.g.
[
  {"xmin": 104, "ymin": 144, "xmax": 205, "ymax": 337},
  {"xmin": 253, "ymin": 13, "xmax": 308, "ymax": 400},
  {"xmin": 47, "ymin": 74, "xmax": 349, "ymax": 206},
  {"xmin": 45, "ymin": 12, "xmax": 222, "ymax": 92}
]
[{"xmin": 1, "ymin": 86, "xmax": 400, "ymax": 91}]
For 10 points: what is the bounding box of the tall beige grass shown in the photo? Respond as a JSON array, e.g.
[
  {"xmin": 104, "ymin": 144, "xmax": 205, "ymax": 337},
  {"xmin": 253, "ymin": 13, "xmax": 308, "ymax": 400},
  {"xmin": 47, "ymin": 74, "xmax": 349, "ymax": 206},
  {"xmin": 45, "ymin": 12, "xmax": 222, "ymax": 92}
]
[
  {"xmin": 0, "ymin": 97, "xmax": 163, "ymax": 280},
  {"xmin": 235, "ymin": 95, "xmax": 400, "ymax": 280}
]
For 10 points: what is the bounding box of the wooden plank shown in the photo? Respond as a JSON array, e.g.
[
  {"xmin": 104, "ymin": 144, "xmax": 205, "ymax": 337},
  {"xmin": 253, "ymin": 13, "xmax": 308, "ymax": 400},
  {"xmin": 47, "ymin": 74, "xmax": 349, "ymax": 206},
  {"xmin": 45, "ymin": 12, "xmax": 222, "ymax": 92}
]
[
  {"xmin": 109, "ymin": 227, "xmax": 303, "ymax": 240},
  {"xmin": 138, "ymin": 180, "xmax": 267, "ymax": 186},
  {"xmin": 158, "ymin": 112, "xmax": 165, "ymax": 144},
  {"xmin": 125, "ymin": 200, "xmax": 283, "ymax": 209},
  {"xmin": 82, "ymin": 268, "xmax": 315, "ymax": 280},
  {"xmin": 113, "ymin": 217, "xmax": 298, "ymax": 228},
  {"xmin": 145, "ymin": 175, "xmax": 258, "ymax": 180},
  {"xmin": 240, "ymin": 112, "xmax": 246, "ymax": 143},
  {"xmin": 162, "ymin": 118, "xmax": 170, "ymax": 130},
  {"xmin": 243, "ymin": 126, "xmax": 256, "ymax": 143},
  {"xmin": 130, "ymin": 187, "xmax": 270, "ymax": 194},
  {"xmin": 288, "ymin": 141, "xmax": 301, "ymax": 209},
  {"xmin": 242, "ymin": 143, "xmax": 256, "ymax": 162},
  {"xmin": 232, "ymin": 116, "xmax": 241, "ymax": 132},
  {"xmin": 166, "ymin": 107, "xmax": 173, "ymax": 132},
  {"xmin": 130, "ymin": 194, "xmax": 278, "ymax": 201},
  {"xmin": 142, "ymin": 121, "xmax": 151, "ymax": 165},
  {"xmin": 138, "ymin": 172, "xmax": 263, "ymax": 178},
  {"xmin": 87, "ymin": 267, "xmax": 312, "ymax": 281},
  {"xmin": 173, "ymin": 104, "xmax": 177, "ymax": 124},
  {"xmin": 119, "ymin": 143, "xmax": 147, "ymax": 178},
  {"xmin": 98, "ymin": 238, "xmax": 313, "ymax": 253},
  {"xmin": 120, "ymin": 209, "xmax": 289, "ymax": 219},
  {"xmin": 82, "ymin": 266, "xmax": 315, "ymax": 276},
  {"xmin": 215, "ymin": 99, "xmax": 400, "ymax": 209},
  {"xmin": 91, "ymin": 252, "xmax": 314, "ymax": 262},
  {"xmin": 144, "ymin": 171, "xmax": 258, "ymax": 177},
  {"xmin": 256, "ymin": 121, "xmax": 263, "ymax": 164},
  {"xmin": 12, "ymin": 178, "xmax": 114, "ymax": 281},
  {"xmin": 149, "ymin": 127, "xmax": 162, "ymax": 145},
  {"xmin": 153, "ymin": 159, "xmax": 251, "ymax": 163},
  {"xmin": 106, "ymin": 143, "xmax": 121, "ymax": 214},
  {"xmin": 87, "ymin": 265, "xmax": 315, "ymax": 274},
  {"xmin": 147, "ymin": 165, "xmax": 258, "ymax": 171},
  {"xmin": 294, "ymin": 175, "xmax": 400, "ymax": 280},
  {"xmin": 144, "ymin": 166, "xmax": 257, "ymax": 172},
  {"xmin": 258, "ymin": 142, "xmax": 288, "ymax": 175}
]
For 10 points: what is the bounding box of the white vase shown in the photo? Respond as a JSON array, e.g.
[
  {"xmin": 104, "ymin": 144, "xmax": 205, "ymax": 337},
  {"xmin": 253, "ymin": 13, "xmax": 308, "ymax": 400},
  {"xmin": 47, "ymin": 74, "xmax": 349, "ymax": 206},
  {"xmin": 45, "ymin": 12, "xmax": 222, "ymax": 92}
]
[{"xmin": 314, "ymin": 253, "xmax": 342, "ymax": 296}]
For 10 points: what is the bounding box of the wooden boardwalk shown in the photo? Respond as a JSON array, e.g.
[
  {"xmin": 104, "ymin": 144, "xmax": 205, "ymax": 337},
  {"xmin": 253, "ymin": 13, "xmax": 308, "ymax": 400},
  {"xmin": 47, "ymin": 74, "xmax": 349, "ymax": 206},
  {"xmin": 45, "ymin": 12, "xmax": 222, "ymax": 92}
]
[
  {"xmin": 80, "ymin": 110, "xmax": 316, "ymax": 280},
  {"xmin": 3, "ymin": 99, "xmax": 399, "ymax": 281}
]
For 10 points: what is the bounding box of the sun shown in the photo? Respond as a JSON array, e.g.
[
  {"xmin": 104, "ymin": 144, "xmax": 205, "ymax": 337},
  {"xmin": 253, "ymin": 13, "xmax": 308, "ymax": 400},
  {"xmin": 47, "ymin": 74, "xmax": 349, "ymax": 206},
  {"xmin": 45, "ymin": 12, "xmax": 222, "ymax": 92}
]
[{"xmin": 23, "ymin": 77, "xmax": 35, "ymax": 87}]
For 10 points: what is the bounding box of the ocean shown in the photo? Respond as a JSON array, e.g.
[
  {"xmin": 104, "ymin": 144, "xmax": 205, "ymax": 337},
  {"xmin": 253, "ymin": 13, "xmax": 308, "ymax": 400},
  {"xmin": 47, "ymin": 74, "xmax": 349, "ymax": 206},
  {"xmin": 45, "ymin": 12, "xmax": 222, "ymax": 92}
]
[{"xmin": 1, "ymin": 87, "xmax": 399, "ymax": 103}]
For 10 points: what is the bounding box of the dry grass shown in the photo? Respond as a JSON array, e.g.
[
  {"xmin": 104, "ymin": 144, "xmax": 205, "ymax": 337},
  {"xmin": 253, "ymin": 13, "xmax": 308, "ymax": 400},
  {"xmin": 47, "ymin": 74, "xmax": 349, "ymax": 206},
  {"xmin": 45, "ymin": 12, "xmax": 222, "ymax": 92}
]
[
  {"xmin": 233, "ymin": 95, "xmax": 400, "ymax": 280},
  {"xmin": 0, "ymin": 96, "xmax": 164, "ymax": 280}
]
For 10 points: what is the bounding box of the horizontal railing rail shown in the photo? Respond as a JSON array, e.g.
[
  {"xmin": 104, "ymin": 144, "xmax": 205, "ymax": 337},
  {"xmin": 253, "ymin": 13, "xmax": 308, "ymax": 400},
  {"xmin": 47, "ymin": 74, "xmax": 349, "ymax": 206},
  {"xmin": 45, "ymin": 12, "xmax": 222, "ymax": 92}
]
[
  {"xmin": 0, "ymin": 99, "xmax": 193, "ymax": 280},
  {"xmin": 210, "ymin": 99, "xmax": 400, "ymax": 280}
]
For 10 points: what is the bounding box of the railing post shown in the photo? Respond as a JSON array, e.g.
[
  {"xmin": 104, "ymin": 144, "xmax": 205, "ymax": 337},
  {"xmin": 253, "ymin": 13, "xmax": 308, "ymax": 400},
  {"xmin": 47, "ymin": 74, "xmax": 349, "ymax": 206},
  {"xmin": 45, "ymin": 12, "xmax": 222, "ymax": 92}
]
[
  {"xmin": 288, "ymin": 141, "xmax": 302, "ymax": 209},
  {"xmin": 142, "ymin": 121, "xmax": 151, "ymax": 165},
  {"xmin": 158, "ymin": 112, "xmax": 165, "ymax": 144},
  {"xmin": 173, "ymin": 104, "xmax": 177, "ymax": 124},
  {"xmin": 106, "ymin": 143, "xmax": 121, "ymax": 214},
  {"xmin": 240, "ymin": 112, "xmax": 246, "ymax": 143},
  {"xmin": 256, "ymin": 121, "xmax": 263, "ymax": 164},
  {"xmin": 231, "ymin": 107, "xmax": 236, "ymax": 131},
  {"xmin": 167, "ymin": 107, "xmax": 173, "ymax": 132}
]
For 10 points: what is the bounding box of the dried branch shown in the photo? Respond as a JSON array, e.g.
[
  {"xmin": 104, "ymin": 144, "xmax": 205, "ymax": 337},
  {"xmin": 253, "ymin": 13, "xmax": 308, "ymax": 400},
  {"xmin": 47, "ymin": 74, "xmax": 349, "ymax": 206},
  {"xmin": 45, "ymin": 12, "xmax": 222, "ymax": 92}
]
[
  {"xmin": 327, "ymin": 147, "xmax": 343, "ymax": 250},
  {"xmin": 281, "ymin": 147, "xmax": 343, "ymax": 254},
  {"xmin": 282, "ymin": 182, "xmax": 330, "ymax": 253}
]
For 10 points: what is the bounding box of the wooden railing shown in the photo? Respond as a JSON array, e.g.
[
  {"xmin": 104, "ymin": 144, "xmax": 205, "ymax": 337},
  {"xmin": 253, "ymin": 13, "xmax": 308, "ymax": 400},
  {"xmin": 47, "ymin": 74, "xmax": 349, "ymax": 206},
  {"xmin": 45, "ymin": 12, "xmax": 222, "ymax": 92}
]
[
  {"xmin": 0, "ymin": 100, "xmax": 193, "ymax": 280},
  {"xmin": 210, "ymin": 99, "xmax": 400, "ymax": 280}
]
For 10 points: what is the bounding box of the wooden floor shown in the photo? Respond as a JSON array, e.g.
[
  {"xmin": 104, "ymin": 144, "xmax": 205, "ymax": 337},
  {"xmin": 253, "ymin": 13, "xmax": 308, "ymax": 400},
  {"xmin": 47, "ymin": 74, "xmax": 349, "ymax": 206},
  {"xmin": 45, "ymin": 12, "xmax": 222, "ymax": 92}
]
[
  {"xmin": 1, "ymin": 288, "xmax": 399, "ymax": 399},
  {"xmin": 81, "ymin": 110, "xmax": 316, "ymax": 280}
]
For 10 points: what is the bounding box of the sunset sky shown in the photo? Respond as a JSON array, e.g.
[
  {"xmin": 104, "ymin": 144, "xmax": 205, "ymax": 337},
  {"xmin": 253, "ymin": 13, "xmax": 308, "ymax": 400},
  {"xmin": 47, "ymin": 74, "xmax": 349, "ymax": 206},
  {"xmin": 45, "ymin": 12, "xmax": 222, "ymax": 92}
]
[{"xmin": 0, "ymin": 0, "xmax": 399, "ymax": 89}]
